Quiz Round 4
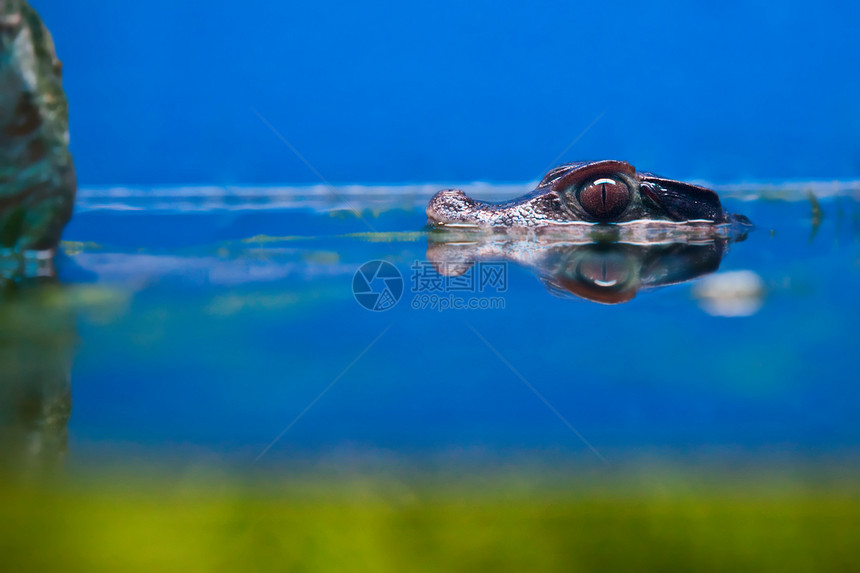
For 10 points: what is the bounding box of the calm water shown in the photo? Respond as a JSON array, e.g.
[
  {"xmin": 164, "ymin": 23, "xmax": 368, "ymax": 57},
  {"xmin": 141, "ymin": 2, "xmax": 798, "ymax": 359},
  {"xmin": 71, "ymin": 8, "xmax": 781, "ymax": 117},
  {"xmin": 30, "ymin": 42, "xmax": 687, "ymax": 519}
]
[{"xmin": 3, "ymin": 182, "xmax": 860, "ymax": 472}]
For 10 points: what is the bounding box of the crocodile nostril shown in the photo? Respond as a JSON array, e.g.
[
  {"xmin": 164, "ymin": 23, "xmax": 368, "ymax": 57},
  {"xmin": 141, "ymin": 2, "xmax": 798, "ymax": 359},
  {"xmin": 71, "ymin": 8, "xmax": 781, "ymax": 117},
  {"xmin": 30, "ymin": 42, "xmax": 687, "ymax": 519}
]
[{"xmin": 578, "ymin": 178, "xmax": 630, "ymax": 220}]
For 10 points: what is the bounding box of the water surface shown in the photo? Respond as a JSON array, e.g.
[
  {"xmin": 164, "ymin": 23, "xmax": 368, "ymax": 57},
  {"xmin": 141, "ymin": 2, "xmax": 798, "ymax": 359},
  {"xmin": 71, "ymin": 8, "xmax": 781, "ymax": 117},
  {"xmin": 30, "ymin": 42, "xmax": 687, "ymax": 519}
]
[
  {"xmin": 3, "ymin": 182, "xmax": 860, "ymax": 569},
  {"xmin": 12, "ymin": 182, "xmax": 851, "ymax": 469}
]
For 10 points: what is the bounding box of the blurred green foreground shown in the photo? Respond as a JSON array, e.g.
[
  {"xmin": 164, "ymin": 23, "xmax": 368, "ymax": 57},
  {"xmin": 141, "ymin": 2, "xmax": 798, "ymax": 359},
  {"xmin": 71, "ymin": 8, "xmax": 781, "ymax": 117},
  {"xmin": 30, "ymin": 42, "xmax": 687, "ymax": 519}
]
[{"xmin": 2, "ymin": 470, "xmax": 858, "ymax": 572}]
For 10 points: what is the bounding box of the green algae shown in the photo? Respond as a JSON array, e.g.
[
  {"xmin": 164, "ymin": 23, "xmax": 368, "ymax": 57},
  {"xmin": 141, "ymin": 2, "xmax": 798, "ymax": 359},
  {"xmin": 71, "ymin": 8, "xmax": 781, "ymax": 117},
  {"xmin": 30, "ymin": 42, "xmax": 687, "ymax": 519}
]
[{"xmin": 1, "ymin": 471, "xmax": 858, "ymax": 572}]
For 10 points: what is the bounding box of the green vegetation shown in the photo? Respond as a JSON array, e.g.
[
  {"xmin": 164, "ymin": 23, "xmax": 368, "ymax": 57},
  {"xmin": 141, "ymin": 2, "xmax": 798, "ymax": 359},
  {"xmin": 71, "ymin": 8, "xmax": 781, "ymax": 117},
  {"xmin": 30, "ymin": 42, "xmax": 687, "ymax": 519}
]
[
  {"xmin": 808, "ymin": 190, "xmax": 824, "ymax": 243},
  {"xmin": 2, "ymin": 471, "xmax": 858, "ymax": 572},
  {"xmin": 341, "ymin": 231, "xmax": 426, "ymax": 242}
]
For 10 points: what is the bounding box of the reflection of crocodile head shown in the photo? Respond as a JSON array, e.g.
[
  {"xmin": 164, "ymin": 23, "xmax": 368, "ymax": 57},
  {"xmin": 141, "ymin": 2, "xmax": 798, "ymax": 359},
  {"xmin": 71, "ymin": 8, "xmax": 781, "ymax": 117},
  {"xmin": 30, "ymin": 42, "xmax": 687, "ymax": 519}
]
[
  {"xmin": 427, "ymin": 160, "xmax": 751, "ymax": 230},
  {"xmin": 0, "ymin": 264, "xmax": 74, "ymax": 473},
  {"xmin": 427, "ymin": 231, "xmax": 747, "ymax": 304}
]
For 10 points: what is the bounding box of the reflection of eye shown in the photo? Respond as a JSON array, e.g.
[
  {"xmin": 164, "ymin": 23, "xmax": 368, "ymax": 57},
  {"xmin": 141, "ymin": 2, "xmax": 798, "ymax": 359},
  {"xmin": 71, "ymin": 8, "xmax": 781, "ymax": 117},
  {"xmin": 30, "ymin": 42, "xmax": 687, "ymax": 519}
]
[
  {"xmin": 576, "ymin": 177, "xmax": 630, "ymax": 220},
  {"xmin": 575, "ymin": 250, "xmax": 633, "ymax": 289}
]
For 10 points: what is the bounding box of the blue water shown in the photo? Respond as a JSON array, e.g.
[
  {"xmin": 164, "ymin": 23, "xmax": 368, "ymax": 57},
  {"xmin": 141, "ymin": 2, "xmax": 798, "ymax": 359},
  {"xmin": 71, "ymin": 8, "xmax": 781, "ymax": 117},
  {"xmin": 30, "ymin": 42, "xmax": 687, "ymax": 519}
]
[
  {"xmin": 17, "ymin": 183, "xmax": 851, "ymax": 470},
  {"xmin": 36, "ymin": 1, "xmax": 860, "ymax": 184}
]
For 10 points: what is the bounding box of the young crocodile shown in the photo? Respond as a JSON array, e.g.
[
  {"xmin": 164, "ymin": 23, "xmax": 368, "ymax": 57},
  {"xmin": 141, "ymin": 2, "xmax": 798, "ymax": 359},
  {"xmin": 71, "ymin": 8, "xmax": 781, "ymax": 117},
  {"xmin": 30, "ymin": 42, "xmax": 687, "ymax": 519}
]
[{"xmin": 426, "ymin": 160, "xmax": 750, "ymax": 230}]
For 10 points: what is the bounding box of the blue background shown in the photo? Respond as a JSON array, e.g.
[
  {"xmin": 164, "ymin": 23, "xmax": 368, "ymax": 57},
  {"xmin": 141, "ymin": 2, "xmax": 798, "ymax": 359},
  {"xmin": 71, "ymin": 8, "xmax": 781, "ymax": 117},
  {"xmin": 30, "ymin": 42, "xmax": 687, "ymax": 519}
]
[{"xmin": 36, "ymin": 1, "xmax": 860, "ymax": 185}]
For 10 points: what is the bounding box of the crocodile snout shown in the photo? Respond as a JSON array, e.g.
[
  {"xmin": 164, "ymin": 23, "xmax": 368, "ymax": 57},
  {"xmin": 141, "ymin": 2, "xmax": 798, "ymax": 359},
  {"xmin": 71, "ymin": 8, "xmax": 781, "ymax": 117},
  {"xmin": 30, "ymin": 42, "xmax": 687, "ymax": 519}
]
[{"xmin": 426, "ymin": 189, "xmax": 474, "ymax": 225}]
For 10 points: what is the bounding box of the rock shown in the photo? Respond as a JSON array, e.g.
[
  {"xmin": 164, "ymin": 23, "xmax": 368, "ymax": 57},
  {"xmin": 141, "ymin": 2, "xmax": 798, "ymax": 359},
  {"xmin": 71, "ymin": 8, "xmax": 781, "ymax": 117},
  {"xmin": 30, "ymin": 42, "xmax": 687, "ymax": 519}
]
[
  {"xmin": 693, "ymin": 270, "xmax": 765, "ymax": 317},
  {"xmin": 0, "ymin": 0, "xmax": 75, "ymax": 252}
]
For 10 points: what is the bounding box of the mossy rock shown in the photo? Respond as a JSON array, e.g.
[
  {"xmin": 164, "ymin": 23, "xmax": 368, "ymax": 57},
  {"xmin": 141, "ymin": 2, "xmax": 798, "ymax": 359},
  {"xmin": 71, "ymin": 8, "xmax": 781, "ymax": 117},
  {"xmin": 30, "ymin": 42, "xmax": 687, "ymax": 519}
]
[{"xmin": 0, "ymin": 0, "xmax": 75, "ymax": 251}]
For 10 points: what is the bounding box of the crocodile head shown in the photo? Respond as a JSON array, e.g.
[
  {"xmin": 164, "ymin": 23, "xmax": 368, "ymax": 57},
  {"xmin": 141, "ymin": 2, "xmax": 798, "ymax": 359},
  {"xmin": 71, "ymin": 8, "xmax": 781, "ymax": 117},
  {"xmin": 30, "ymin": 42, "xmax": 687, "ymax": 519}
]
[{"xmin": 426, "ymin": 160, "xmax": 749, "ymax": 229}]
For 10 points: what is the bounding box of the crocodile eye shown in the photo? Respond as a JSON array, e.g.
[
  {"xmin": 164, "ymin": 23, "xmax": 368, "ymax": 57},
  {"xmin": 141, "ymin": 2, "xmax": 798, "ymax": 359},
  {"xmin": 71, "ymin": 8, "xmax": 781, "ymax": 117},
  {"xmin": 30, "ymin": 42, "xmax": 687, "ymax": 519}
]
[{"xmin": 577, "ymin": 178, "xmax": 630, "ymax": 220}]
